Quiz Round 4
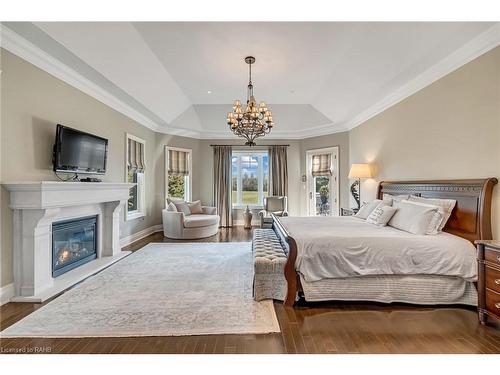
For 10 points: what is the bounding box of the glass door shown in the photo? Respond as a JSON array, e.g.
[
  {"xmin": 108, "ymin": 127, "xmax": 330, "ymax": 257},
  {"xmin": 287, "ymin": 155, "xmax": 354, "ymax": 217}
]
[{"xmin": 306, "ymin": 147, "xmax": 339, "ymax": 216}]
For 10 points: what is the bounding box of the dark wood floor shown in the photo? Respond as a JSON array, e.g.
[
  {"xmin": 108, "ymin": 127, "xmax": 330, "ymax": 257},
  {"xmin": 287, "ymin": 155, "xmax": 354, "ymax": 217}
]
[{"xmin": 1, "ymin": 227, "xmax": 499, "ymax": 354}]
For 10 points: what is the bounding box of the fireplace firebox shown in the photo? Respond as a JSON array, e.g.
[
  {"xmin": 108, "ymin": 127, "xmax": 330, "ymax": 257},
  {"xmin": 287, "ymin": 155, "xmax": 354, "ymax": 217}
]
[{"xmin": 52, "ymin": 216, "xmax": 98, "ymax": 277}]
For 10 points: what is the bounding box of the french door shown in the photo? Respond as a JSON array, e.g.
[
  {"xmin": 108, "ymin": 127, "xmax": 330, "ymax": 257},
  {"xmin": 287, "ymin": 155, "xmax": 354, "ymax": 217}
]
[{"xmin": 306, "ymin": 147, "xmax": 339, "ymax": 216}]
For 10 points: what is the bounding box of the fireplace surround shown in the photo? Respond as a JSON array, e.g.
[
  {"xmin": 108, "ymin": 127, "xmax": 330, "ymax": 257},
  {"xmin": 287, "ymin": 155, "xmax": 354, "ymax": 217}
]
[{"xmin": 3, "ymin": 181, "xmax": 135, "ymax": 302}]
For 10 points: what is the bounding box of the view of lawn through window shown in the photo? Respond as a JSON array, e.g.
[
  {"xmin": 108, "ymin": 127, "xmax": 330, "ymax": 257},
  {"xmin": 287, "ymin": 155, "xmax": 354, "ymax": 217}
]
[{"xmin": 232, "ymin": 152, "xmax": 269, "ymax": 207}]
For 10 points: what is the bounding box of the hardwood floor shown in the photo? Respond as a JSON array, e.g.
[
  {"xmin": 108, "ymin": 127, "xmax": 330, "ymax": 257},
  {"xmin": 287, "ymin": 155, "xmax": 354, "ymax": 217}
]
[{"xmin": 1, "ymin": 227, "xmax": 499, "ymax": 354}]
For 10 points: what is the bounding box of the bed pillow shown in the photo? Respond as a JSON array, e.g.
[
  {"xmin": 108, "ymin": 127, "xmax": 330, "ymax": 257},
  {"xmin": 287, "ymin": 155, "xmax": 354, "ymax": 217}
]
[
  {"xmin": 366, "ymin": 205, "xmax": 398, "ymax": 227},
  {"xmin": 382, "ymin": 193, "xmax": 410, "ymax": 205},
  {"xmin": 354, "ymin": 199, "xmax": 384, "ymax": 219},
  {"xmin": 388, "ymin": 200, "xmax": 440, "ymax": 235},
  {"xmin": 408, "ymin": 195, "xmax": 456, "ymax": 231},
  {"xmin": 188, "ymin": 200, "xmax": 203, "ymax": 214},
  {"xmin": 400, "ymin": 200, "xmax": 444, "ymax": 235}
]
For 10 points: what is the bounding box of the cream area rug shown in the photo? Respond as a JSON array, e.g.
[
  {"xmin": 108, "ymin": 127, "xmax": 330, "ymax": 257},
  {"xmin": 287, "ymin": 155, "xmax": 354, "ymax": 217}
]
[{"xmin": 1, "ymin": 242, "xmax": 280, "ymax": 337}]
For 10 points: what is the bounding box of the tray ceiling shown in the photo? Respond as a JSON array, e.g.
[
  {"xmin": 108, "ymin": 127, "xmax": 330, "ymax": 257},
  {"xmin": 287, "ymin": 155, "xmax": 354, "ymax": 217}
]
[{"xmin": 2, "ymin": 22, "xmax": 498, "ymax": 138}]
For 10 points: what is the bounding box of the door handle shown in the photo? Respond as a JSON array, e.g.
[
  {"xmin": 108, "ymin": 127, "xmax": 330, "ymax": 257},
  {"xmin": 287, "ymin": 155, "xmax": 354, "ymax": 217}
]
[{"xmin": 309, "ymin": 192, "xmax": 312, "ymax": 199}]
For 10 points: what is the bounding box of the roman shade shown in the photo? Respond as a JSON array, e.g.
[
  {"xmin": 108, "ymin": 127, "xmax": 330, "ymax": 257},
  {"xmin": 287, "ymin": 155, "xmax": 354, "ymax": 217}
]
[
  {"xmin": 168, "ymin": 150, "xmax": 189, "ymax": 176},
  {"xmin": 311, "ymin": 154, "xmax": 331, "ymax": 176},
  {"xmin": 127, "ymin": 138, "xmax": 145, "ymax": 172}
]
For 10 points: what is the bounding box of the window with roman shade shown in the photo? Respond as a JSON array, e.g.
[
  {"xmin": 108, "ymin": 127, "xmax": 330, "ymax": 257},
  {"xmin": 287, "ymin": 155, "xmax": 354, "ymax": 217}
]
[
  {"xmin": 166, "ymin": 147, "xmax": 192, "ymax": 202},
  {"xmin": 127, "ymin": 138, "xmax": 146, "ymax": 173},
  {"xmin": 311, "ymin": 154, "xmax": 332, "ymax": 176},
  {"xmin": 126, "ymin": 134, "xmax": 146, "ymax": 220},
  {"xmin": 168, "ymin": 150, "xmax": 189, "ymax": 176}
]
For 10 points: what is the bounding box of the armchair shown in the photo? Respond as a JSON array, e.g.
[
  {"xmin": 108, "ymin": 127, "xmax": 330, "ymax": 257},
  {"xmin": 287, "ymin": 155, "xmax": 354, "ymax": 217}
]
[
  {"xmin": 162, "ymin": 203, "xmax": 219, "ymax": 239},
  {"xmin": 259, "ymin": 196, "xmax": 288, "ymax": 228}
]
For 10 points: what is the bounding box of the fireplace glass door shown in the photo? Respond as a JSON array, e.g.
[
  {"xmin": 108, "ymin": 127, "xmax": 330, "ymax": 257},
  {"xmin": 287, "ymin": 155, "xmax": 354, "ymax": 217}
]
[{"xmin": 52, "ymin": 216, "xmax": 98, "ymax": 277}]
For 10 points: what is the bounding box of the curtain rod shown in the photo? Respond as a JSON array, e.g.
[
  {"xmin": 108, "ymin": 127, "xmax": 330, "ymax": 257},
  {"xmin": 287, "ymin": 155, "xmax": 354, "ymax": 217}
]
[{"xmin": 210, "ymin": 144, "xmax": 290, "ymax": 147}]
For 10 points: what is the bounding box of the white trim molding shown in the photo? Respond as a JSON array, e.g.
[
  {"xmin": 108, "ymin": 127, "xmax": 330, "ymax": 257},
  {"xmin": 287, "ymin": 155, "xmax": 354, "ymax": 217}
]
[
  {"xmin": 1, "ymin": 23, "xmax": 498, "ymax": 140},
  {"xmin": 125, "ymin": 133, "xmax": 147, "ymax": 221},
  {"xmin": 119, "ymin": 224, "xmax": 163, "ymax": 248},
  {"xmin": 343, "ymin": 23, "xmax": 500, "ymax": 131},
  {"xmin": 0, "ymin": 24, "xmax": 202, "ymax": 139},
  {"xmin": 0, "ymin": 283, "xmax": 15, "ymax": 306},
  {"xmin": 164, "ymin": 146, "xmax": 193, "ymax": 204}
]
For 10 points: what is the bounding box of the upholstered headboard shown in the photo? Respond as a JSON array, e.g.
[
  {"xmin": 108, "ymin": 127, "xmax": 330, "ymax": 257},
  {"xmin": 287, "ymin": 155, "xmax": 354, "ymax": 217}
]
[{"xmin": 377, "ymin": 178, "xmax": 497, "ymax": 243}]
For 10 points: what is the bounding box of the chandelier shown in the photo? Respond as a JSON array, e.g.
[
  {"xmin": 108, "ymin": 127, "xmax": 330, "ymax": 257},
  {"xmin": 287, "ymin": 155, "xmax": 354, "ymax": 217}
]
[{"xmin": 226, "ymin": 56, "xmax": 274, "ymax": 146}]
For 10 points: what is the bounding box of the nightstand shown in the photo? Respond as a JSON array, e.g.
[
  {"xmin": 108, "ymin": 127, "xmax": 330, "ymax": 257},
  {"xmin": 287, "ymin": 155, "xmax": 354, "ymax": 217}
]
[
  {"xmin": 476, "ymin": 240, "xmax": 500, "ymax": 325},
  {"xmin": 340, "ymin": 207, "xmax": 358, "ymax": 216}
]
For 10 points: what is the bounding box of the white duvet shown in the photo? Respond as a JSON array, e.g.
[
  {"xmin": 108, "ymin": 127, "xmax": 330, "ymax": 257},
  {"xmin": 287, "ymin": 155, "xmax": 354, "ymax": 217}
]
[{"xmin": 278, "ymin": 216, "xmax": 477, "ymax": 282}]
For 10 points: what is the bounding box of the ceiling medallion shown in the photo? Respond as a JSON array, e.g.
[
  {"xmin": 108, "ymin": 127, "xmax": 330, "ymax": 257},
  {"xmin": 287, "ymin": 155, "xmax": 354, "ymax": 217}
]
[{"xmin": 227, "ymin": 56, "xmax": 274, "ymax": 146}]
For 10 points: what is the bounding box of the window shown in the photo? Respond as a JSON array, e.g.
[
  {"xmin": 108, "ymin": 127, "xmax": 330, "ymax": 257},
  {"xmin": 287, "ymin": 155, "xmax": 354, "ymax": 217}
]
[
  {"xmin": 125, "ymin": 134, "xmax": 146, "ymax": 220},
  {"xmin": 232, "ymin": 151, "xmax": 269, "ymax": 208},
  {"xmin": 165, "ymin": 146, "xmax": 192, "ymax": 203}
]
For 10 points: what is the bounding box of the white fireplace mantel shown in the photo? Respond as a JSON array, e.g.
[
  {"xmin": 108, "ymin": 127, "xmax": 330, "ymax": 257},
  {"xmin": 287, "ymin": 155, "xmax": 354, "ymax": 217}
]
[{"xmin": 3, "ymin": 181, "xmax": 135, "ymax": 302}]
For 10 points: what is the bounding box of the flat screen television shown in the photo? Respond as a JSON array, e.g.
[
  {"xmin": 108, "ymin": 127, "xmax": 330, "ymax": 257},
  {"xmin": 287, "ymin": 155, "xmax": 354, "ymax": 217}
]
[{"xmin": 53, "ymin": 124, "xmax": 108, "ymax": 175}]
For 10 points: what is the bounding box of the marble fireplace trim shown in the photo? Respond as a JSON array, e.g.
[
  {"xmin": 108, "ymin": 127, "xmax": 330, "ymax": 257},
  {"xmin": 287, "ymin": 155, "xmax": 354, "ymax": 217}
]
[{"xmin": 3, "ymin": 182, "xmax": 135, "ymax": 302}]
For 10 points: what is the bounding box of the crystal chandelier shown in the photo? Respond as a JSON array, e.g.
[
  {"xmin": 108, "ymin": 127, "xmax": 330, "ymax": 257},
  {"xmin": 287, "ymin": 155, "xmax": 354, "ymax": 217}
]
[{"xmin": 227, "ymin": 56, "xmax": 274, "ymax": 146}]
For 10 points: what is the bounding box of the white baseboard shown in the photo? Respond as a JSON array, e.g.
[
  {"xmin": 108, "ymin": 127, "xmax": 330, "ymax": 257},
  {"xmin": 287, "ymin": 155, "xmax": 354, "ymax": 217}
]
[
  {"xmin": 119, "ymin": 224, "xmax": 163, "ymax": 248},
  {"xmin": 0, "ymin": 283, "xmax": 14, "ymax": 306}
]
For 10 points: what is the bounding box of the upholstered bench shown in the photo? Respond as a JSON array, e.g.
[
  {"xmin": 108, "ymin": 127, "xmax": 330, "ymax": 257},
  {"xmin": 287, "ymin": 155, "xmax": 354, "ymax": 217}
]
[{"xmin": 252, "ymin": 229, "xmax": 287, "ymax": 301}]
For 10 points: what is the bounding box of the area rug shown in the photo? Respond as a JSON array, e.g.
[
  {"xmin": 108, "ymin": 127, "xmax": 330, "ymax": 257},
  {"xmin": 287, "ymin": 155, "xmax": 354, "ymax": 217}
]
[{"xmin": 1, "ymin": 242, "xmax": 280, "ymax": 337}]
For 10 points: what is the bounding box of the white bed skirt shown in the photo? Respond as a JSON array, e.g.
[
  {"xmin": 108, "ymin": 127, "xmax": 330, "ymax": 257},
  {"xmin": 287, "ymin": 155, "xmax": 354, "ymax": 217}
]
[{"xmin": 300, "ymin": 274, "xmax": 477, "ymax": 306}]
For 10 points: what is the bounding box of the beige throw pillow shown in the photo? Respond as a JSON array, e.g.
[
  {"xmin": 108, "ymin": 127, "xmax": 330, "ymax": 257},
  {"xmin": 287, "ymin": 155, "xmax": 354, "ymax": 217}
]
[
  {"xmin": 366, "ymin": 205, "xmax": 398, "ymax": 227},
  {"xmin": 167, "ymin": 202, "xmax": 177, "ymax": 212},
  {"xmin": 355, "ymin": 199, "xmax": 384, "ymax": 219},
  {"xmin": 188, "ymin": 200, "xmax": 203, "ymax": 214},
  {"xmin": 173, "ymin": 201, "xmax": 191, "ymax": 216}
]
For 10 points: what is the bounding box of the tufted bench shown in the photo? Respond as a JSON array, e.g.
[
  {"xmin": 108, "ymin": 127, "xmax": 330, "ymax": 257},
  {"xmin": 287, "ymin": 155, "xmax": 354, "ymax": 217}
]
[{"xmin": 252, "ymin": 229, "xmax": 287, "ymax": 301}]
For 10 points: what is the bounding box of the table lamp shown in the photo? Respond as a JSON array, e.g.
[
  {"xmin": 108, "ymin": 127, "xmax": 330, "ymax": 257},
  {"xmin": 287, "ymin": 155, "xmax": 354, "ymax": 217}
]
[{"xmin": 348, "ymin": 163, "xmax": 373, "ymax": 209}]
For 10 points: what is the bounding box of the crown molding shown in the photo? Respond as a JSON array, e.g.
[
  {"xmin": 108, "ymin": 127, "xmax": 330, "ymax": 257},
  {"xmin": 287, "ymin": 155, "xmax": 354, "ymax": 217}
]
[
  {"xmin": 0, "ymin": 24, "xmax": 203, "ymax": 139},
  {"xmin": 1, "ymin": 23, "xmax": 498, "ymax": 140},
  {"xmin": 343, "ymin": 23, "xmax": 500, "ymax": 131}
]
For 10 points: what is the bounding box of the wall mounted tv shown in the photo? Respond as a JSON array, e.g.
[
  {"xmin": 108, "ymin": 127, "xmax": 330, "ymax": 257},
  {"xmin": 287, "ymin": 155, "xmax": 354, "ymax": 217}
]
[{"xmin": 53, "ymin": 124, "xmax": 108, "ymax": 175}]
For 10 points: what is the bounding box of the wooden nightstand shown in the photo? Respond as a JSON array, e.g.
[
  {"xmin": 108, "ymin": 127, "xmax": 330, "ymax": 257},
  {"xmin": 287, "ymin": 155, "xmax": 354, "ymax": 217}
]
[
  {"xmin": 340, "ymin": 207, "xmax": 358, "ymax": 216},
  {"xmin": 476, "ymin": 240, "xmax": 500, "ymax": 325}
]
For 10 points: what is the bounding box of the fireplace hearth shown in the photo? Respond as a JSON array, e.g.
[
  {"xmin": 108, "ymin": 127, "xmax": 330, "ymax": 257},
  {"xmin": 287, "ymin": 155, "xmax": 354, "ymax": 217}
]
[{"xmin": 52, "ymin": 216, "xmax": 98, "ymax": 277}]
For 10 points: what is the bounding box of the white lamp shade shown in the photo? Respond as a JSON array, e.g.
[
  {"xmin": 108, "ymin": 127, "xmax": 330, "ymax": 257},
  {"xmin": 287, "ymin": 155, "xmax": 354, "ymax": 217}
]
[{"xmin": 348, "ymin": 163, "xmax": 373, "ymax": 179}]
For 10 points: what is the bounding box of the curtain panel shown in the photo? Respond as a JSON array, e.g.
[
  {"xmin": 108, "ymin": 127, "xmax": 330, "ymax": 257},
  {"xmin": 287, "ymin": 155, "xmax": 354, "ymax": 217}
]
[
  {"xmin": 311, "ymin": 154, "xmax": 332, "ymax": 176},
  {"xmin": 269, "ymin": 145, "xmax": 288, "ymax": 196},
  {"xmin": 127, "ymin": 138, "xmax": 145, "ymax": 173},
  {"xmin": 168, "ymin": 150, "xmax": 189, "ymax": 176},
  {"xmin": 213, "ymin": 146, "xmax": 233, "ymax": 227}
]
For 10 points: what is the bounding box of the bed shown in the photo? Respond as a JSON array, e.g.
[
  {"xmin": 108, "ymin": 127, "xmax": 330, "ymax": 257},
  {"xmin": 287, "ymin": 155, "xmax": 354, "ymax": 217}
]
[{"xmin": 272, "ymin": 178, "xmax": 497, "ymax": 307}]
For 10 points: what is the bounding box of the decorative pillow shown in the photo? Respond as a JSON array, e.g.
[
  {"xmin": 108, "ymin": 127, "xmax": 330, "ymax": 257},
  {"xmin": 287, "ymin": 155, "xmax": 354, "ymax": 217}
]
[
  {"xmin": 408, "ymin": 195, "xmax": 456, "ymax": 231},
  {"xmin": 167, "ymin": 202, "xmax": 177, "ymax": 212},
  {"xmin": 188, "ymin": 200, "xmax": 203, "ymax": 214},
  {"xmin": 388, "ymin": 200, "xmax": 440, "ymax": 235},
  {"xmin": 366, "ymin": 205, "xmax": 398, "ymax": 227},
  {"xmin": 382, "ymin": 193, "xmax": 410, "ymax": 205},
  {"xmin": 355, "ymin": 199, "xmax": 385, "ymax": 219},
  {"xmin": 173, "ymin": 201, "xmax": 191, "ymax": 216}
]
